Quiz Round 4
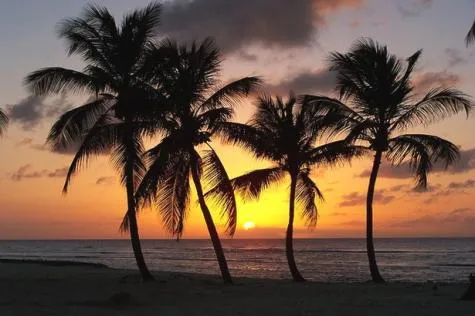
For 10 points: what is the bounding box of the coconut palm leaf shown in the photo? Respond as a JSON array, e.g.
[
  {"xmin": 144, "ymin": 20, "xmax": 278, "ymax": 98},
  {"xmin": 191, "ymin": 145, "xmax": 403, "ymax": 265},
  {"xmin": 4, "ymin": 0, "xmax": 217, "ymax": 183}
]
[
  {"xmin": 46, "ymin": 96, "xmax": 114, "ymax": 150},
  {"xmin": 0, "ymin": 109, "xmax": 8, "ymax": 137},
  {"xmin": 390, "ymin": 88, "xmax": 472, "ymax": 131},
  {"xmin": 62, "ymin": 114, "xmax": 120, "ymax": 193},
  {"xmin": 202, "ymin": 147, "xmax": 237, "ymax": 235},
  {"xmin": 387, "ymin": 134, "xmax": 459, "ymax": 189},
  {"xmin": 156, "ymin": 151, "xmax": 192, "ymax": 237},
  {"xmin": 199, "ymin": 77, "xmax": 262, "ymax": 112},
  {"xmin": 296, "ymin": 172, "xmax": 323, "ymax": 228},
  {"xmin": 466, "ymin": 18, "xmax": 475, "ymax": 46},
  {"xmin": 25, "ymin": 67, "xmax": 103, "ymax": 95}
]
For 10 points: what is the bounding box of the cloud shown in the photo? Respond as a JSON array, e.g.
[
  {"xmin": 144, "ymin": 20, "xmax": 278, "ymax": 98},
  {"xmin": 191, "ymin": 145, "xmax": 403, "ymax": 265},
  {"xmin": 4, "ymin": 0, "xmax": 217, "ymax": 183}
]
[
  {"xmin": 339, "ymin": 191, "xmax": 395, "ymax": 207},
  {"xmin": 358, "ymin": 148, "xmax": 475, "ymax": 180},
  {"xmin": 391, "ymin": 208, "xmax": 475, "ymax": 228},
  {"xmin": 265, "ymin": 69, "xmax": 337, "ymax": 95},
  {"xmin": 96, "ymin": 176, "xmax": 115, "ymax": 185},
  {"xmin": 412, "ymin": 71, "xmax": 461, "ymax": 92},
  {"xmin": 396, "ymin": 0, "xmax": 433, "ymax": 18},
  {"xmin": 445, "ymin": 48, "xmax": 469, "ymax": 67},
  {"xmin": 339, "ymin": 220, "xmax": 365, "ymax": 226},
  {"xmin": 161, "ymin": 0, "xmax": 365, "ymax": 53},
  {"xmin": 11, "ymin": 165, "xmax": 68, "ymax": 181},
  {"xmin": 448, "ymin": 179, "xmax": 475, "ymax": 190},
  {"xmin": 450, "ymin": 208, "xmax": 473, "ymax": 216},
  {"xmin": 5, "ymin": 94, "xmax": 72, "ymax": 131},
  {"xmin": 15, "ymin": 137, "xmax": 79, "ymax": 155},
  {"xmin": 330, "ymin": 212, "xmax": 348, "ymax": 216}
]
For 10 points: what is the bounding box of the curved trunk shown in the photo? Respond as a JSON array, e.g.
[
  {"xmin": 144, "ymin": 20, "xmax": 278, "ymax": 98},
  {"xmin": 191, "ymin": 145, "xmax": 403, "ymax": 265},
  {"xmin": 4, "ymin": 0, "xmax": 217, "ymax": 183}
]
[
  {"xmin": 286, "ymin": 173, "xmax": 305, "ymax": 282},
  {"xmin": 366, "ymin": 150, "xmax": 385, "ymax": 283},
  {"xmin": 124, "ymin": 133, "xmax": 153, "ymax": 281},
  {"xmin": 190, "ymin": 161, "xmax": 233, "ymax": 284}
]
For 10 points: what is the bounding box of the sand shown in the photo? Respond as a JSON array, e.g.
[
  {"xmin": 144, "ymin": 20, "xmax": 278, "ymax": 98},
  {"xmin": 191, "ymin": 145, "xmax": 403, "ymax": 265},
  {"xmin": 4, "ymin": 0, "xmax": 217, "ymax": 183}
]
[{"xmin": 0, "ymin": 260, "xmax": 473, "ymax": 315}]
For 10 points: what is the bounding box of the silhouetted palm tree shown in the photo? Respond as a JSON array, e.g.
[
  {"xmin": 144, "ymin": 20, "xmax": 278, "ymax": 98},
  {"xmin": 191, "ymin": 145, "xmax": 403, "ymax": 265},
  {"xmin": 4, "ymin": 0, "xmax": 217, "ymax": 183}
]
[
  {"xmin": 307, "ymin": 38, "xmax": 472, "ymax": 283},
  {"xmin": 208, "ymin": 94, "xmax": 364, "ymax": 282},
  {"xmin": 0, "ymin": 109, "xmax": 7, "ymax": 137},
  {"xmin": 135, "ymin": 39, "xmax": 261, "ymax": 284},
  {"xmin": 24, "ymin": 2, "xmax": 165, "ymax": 281}
]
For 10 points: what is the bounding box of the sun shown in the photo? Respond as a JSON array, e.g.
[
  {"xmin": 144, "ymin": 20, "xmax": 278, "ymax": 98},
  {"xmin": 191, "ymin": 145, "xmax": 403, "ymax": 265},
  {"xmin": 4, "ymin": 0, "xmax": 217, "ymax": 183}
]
[{"xmin": 243, "ymin": 221, "xmax": 256, "ymax": 230}]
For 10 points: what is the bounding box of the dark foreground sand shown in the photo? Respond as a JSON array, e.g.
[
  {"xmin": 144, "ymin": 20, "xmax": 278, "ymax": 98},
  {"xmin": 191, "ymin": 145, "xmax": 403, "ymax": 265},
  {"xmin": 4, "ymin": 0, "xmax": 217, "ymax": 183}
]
[{"xmin": 0, "ymin": 260, "xmax": 473, "ymax": 316}]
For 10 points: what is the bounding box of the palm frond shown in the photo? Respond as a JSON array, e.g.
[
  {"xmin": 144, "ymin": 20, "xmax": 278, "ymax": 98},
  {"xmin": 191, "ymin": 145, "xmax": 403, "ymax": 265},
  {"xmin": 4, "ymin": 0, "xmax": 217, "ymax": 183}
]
[
  {"xmin": 308, "ymin": 140, "xmax": 368, "ymax": 167},
  {"xmin": 296, "ymin": 172, "xmax": 323, "ymax": 228},
  {"xmin": 0, "ymin": 109, "xmax": 8, "ymax": 137},
  {"xmin": 46, "ymin": 96, "xmax": 114, "ymax": 150},
  {"xmin": 387, "ymin": 134, "xmax": 459, "ymax": 189},
  {"xmin": 466, "ymin": 18, "xmax": 475, "ymax": 46},
  {"xmin": 390, "ymin": 88, "xmax": 472, "ymax": 131},
  {"xmin": 155, "ymin": 151, "xmax": 192, "ymax": 237},
  {"xmin": 202, "ymin": 147, "xmax": 237, "ymax": 236},
  {"xmin": 62, "ymin": 115, "xmax": 120, "ymax": 193},
  {"xmin": 111, "ymin": 130, "xmax": 147, "ymax": 189},
  {"xmin": 208, "ymin": 167, "xmax": 285, "ymax": 201},
  {"xmin": 198, "ymin": 107, "xmax": 233, "ymax": 132},
  {"xmin": 25, "ymin": 67, "xmax": 102, "ymax": 95},
  {"xmin": 199, "ymin": 77, "xmax": 262, "ymax": 112},
  {"xmin": 215, "ymin": 122, "xmax": 271, "ymax": 159},
  {"xmin": 135, "ymin": 136, "xmax": 179, "ymax": 208}
]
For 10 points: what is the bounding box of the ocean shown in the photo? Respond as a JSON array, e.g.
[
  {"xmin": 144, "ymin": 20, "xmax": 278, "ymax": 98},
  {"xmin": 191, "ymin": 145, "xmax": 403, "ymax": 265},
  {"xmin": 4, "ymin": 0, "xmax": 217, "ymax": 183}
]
[{"xmin": 1, "ymin": 238, "xmax": 474, "ymax": 283}]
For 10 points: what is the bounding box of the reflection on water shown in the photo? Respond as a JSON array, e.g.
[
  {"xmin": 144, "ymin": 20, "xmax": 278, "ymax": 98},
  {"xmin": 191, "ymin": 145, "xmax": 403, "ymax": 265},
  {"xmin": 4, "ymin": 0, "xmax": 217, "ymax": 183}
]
[{"xmin": 0, "ymin": 238, "xmax": 474, "ymax": 282}]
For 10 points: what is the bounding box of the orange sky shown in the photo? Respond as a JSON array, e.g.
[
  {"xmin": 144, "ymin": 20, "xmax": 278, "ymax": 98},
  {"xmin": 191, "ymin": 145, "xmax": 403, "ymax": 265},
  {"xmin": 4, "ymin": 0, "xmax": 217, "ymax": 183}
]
[{"xmin": 1, "ymin": 0, "xmax": 475, "ymax": 239}]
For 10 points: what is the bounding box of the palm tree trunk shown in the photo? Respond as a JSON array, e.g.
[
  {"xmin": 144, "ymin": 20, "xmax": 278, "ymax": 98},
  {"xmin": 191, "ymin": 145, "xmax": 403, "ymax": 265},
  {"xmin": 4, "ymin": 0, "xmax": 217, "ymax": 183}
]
[
  {"xmin": 286, "ymin": 173, "xmax": 305, "ymax": 282},
  {"xmin": 125, "ymin": 155, "xmax": 154, "ymax": 282},
  {"xmin": 366, "ymin": 150, "xmax": 385, "ymax": 283},
  {"xmin": 190, "ymin": 162, "xmax": 233, "ymax": 284}
]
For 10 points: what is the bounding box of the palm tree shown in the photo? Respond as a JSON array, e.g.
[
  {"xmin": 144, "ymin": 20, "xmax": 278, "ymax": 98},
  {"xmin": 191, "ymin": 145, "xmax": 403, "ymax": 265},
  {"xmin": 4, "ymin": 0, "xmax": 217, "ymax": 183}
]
[
  {"xmin": 135, "ymin": 39, "xmax": 261, "ymax": 284},
  {"xmin": 0, "ymin": 109, "xmax": 7, "ymax": 137},
  {"xmin": 306, "ymin": 38, "xmax": 472, "ymax": 283},
  {"xmin": 208, "ymin": 94, "xmax": 365, "ymax": 282},
  {"xmin": 24, "ymin": 2, "xmax": 165, "ymax": 281}
]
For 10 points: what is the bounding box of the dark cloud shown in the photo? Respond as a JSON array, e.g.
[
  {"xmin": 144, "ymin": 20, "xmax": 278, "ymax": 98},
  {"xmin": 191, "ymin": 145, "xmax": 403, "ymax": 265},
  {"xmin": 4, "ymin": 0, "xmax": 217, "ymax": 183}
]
[
  {"xmin": 358, "ymin": 148, "xmax": 475, "ymax": 180},
  {"xmin": 96, "ymin": 176, "xmax": 115, "ymax": 185},
  {"xmin": 330, "ymin": 212, "xmax": 348, "ymax": 216},
  {"xmin": 161, "ymin": 0, "xmax": 365, "ymax": 53},
  {"xmin": 238, "ymin": 51, "xmax": 259, "ymax": 62},
  {"xmin": 445, "ymin": 48, "xmax": 469, "ymax": 67},
  {"xmin": 391, "ymin": 208, "xmax": 475, "ymax": 228},
  {"xmin": 413, "ymin": 71, "xmax": 461, "ymax": 92},
  {"xmin": 5, "ymin": 94, "xmax": 72, "ymax": 131},
  {"xmin": 5, "ymin": 95, "xmax": 45, "ymax": 130},
  {"xmin": 339, "ymin": 191, "xmax": 395, "ymax": 207},
  {"xmin": 450, "ymin": 208, "xmax": 473, "ymax": 216},
  {"xmin": 396, "ymin": 0, "xmax": 433, "ymax": 18},
  {"xmin": 339, "ymin": 220, "xmax": 365, "ymax": 226},
  {"xmin": 11, "ymin": 165, "xmax": 68, "ymax": 181},
  {"xmin": 448, "ymin": 179, "xmax": 475, "ymax": 190},
  {"xmin": 15, "ymin": 137, "xmax": 79, "ymax": 155},
  {"xmin": 265, "ymin": 69, "xmax": 336, "ymax": 95}
]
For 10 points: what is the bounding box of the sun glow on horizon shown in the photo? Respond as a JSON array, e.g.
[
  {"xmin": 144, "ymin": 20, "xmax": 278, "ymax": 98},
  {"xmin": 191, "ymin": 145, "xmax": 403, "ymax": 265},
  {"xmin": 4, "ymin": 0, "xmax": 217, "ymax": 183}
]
[{"xmin": 243, "ymin": 221, "xmax": 256, "ymax": 231}]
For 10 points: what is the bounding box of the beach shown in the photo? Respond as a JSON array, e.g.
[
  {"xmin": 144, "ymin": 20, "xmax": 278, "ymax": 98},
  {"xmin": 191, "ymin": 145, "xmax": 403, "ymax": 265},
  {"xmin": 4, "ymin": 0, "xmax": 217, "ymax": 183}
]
[{"xmin": 0, "ymin": 260, "xmax": 472, "ymax": 316}]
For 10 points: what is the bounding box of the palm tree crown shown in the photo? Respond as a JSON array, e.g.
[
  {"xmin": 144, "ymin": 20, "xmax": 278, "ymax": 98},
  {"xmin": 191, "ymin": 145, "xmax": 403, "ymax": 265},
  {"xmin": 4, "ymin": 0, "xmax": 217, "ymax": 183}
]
[
  {"xmin": 326, "ymin": 38, "xmax": 471, "ymax": 189},
  {"xmin": 307, "ymin": 38, "xmax": 473, "ymax": 283},
  {"xmin": 24, "ymin": 2, "xmax": 164, "ymax": 281},
  {"xmin": 209, "ymin": 94, "xmax": 365, "ymax": 281},
  {"xmin": 135, "ymin": 38, "xmax": 261, "ymax": 283}
]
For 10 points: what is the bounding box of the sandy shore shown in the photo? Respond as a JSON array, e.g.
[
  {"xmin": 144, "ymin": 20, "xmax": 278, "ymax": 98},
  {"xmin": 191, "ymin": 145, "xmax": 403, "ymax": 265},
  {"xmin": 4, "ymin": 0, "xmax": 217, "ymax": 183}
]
[{"xmin": 0, "ymin": 260, "xmax": 473, "ymax": 315}]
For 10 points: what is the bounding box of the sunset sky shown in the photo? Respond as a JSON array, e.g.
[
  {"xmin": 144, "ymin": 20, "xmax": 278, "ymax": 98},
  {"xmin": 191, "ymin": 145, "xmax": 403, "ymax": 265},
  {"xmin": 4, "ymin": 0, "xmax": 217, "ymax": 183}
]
[{"xmin": 1, "ymin": 0, "xmax": 475, "ymax": 239}]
